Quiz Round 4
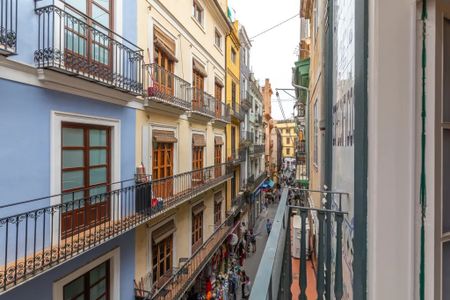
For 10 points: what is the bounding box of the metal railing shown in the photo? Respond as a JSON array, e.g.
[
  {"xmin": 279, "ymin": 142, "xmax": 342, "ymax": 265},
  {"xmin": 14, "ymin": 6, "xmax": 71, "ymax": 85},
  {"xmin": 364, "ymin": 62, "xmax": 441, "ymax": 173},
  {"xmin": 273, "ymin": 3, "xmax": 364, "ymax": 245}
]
[
  {"xmin": 0, "ymin": 163, "xmax": 232, "ymax": 293},
  {"xmin": 214, "ymin": 101, "xmax": 230, "ymax": 123},
  {"xmin": 144, "ymin": 63, "xmax": 191, "ymax": 110},
  {"xmin": 252, "ymin": 144, "xmax": 265, "ymax": 155},
  {"xmin": 240, "ymin": 131, "xmax": 254, "ymax": 143},
  {"xmin": 34, "ymin": 4, "xmax": 143, "ymax": 95},
  {"xmin": 241, "ymin": 92, "xmax": 252, "ymax": 110},
  {"xmin": 144, "ymin": 207, "xmax": 240, "ymax": 300},
  {"xmin": 0, "ymin": 0, "xmax": 17, "ymax": 55},
  {"xmin": 231, "ymin": 102, "xmax": 245, "ymax": 121},
  {"xmin": 250, "ymin": 188, "xmax": 349, "ymax": 300},
  {"xmin": 188, "ymin": 87, "xmax": 216, "ymax": 118}
]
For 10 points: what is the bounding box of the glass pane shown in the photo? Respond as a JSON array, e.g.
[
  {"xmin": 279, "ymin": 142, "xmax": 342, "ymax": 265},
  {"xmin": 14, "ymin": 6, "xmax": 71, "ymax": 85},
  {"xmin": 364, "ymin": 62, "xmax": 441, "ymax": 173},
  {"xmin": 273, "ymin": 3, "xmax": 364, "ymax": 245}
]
[
  {"xmin": 65, "ymin": 0, "xmax": 87, "ymax": 14},
  {"xmin": 95, "ymin": 0, "xmax": 110, "ymax": 10},
  {"xmin": 90, "ymin": 129, "xmax": 107, "ymax": 146},
  {"xmin": 63, "ymin": 276, "xmax": 84, "ymax": 300},
  {"xmin": 90, "ymin": 167, "xmax": 107, "ymax": 185},
  {"xmin": 63, "ymin": 170, "xmax": 84, "ymax": 190},
  {"xmin": 62, "ymin": 191, "xmax": 85, "ymax": 210},
  {"xmin": 65, "ymin": 28, "xmax": 87, "ymax": 54},
  {"xmin": 90, "ymin": 149, "xmax": 107, "ymax": 166},
  {"xmin": 63, "ymin": 127, "xmax": 83, "ymax": 147},
  {"xmin": 92, "ymin": 4, "xmax": 110, "ymax": 28},
  {"xmin": 63, "ymin": 150, "xmax": 84, "ymax": 168},
  {"xmin": 444, "ymin": 129, "xmax": 450, "ymax": 233},
  {"xmin": 89, "ymin": 279, "xmax": 106, "ymax": 299},
  {"xmin": 444, "ymin": 242, "xmax": 450, "ymax": 298},
  {"xmin": 92, "ymin": 43, "xmax": 109, "ymax": 65},
  {"xmin": 90, "ymin": 262, "xmax": 106, "ymax": 284},
  {"xmin": 89, "ymin": 185, "xmax": 107, "ymax": 204}
]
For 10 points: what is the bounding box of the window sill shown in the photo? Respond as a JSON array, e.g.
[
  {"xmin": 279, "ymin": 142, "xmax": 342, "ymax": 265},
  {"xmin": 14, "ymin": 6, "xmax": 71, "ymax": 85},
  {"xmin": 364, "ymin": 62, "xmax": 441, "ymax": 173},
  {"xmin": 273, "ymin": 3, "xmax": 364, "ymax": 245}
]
[
  {"xmin": 214, "ymin": 43, "xmax": 223, "ymax": 54},
  {"xmin": 191, "ymin": 16, "xmax": 206, "ymax": 33}
]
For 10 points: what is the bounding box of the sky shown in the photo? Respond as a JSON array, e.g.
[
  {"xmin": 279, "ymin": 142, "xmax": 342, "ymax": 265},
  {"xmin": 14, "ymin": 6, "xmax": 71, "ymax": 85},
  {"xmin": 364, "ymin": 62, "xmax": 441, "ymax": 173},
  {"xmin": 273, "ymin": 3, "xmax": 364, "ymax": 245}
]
[{"xmin": 228, "ymin": 0, "xmax": 300, "ymax": 121}]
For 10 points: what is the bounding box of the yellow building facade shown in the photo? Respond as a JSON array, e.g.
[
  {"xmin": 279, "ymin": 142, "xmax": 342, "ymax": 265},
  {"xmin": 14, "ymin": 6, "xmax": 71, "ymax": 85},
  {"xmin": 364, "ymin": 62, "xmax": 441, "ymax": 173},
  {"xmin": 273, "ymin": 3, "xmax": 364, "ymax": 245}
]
[
  {"xmin": 225, "ymin": 20, "xmax": 243, "ymax": 209},
  {"xmin": 134, "ymin": 0, "xmax": 232, "ymax": 291},
  {"xmin": 275, "ymin": 121, "xmax": 297, "ymax": 159}
]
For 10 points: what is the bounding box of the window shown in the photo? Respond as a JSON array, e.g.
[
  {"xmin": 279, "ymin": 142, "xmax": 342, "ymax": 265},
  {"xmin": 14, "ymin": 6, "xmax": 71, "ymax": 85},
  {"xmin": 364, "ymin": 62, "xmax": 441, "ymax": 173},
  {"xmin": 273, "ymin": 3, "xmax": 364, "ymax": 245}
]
[
  {"xmin": 153, "ymin": 27, "xmax": 176, "ymax": 96},
  {"xmin": 231, "ymin": 47, "xmax": 236, "ymax": 63},
  {"xmin": 63, "ymin": 260, "xmax": 110, "ymax": 300},
  {"xmin": 214, "ymin": 192, "xmax": 222, "ymax": 226},
  {"xmin": 314, "ymin": 101, "xmax": 319, "ymax": 166},
  {"xmin": 215, "ymin": 29, "xmax": 222, "ymax": 48},
  {"xmin": 61, "ymin": 123, "xmax": 111, "ymax": 237},
  {"xmin": 215, "ymin": 82, "xmax": 223, "ymax": 118},
  {"xmin": 192, "ymin": 69, "xmax": 205, "ymax": 110},
  {"xmin": 242, "ymin": 48, "xmax": 246, "ymax": 65},
  {"xmin": 192, "ymin": 134, "xmax": 205, "ymax": 185},
  {"xmin": 64, "ymin": 0, "xmax": 113, "ymax": 71},
  {"xmin": 232, "ymin": 81, "xmax": 237, "ymax": 111},
  {"xmin": 152, "ymin": 235, "xmax": 173, "ymax": 284},
  {"xmin": 287, "ymin": 148, "xmax": 291, "ymax": 155},
  {"xmin": 193, "ymin": 1, "xmax": 203, "ymax": 25},
  {"xmin": 214, "ymin": 141, "xmax": 222, "ymax": 174},
  {"xmin": 286, "ymin": 138, "xmax": 290, "ymax": 145},
  {"xmin": 152, "ymin": 135, "xmax": 174, "ymax": 198},
  {"xmin": 192, "ymin": 209, "xmax": 203, "ymax": 251}
]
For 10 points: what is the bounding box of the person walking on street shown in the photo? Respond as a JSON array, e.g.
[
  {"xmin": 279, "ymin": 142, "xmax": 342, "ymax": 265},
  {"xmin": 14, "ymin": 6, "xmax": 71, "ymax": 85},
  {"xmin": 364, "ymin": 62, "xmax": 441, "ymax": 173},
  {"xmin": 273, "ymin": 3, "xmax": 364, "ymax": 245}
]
[
  {"xmin": 250, "ymin": 229, "xmax": 257, "ymax": 252},
  {"xmin": 266, "ymin": 219, "xmax": 272, "ymax": 235}
]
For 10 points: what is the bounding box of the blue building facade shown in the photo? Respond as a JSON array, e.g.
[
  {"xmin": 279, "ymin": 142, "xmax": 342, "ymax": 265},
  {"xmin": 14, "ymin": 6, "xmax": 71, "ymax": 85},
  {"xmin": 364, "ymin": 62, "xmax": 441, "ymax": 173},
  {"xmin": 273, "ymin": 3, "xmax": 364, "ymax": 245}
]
[{"xmin": 0, "ymin": 1, "xmax": 141, "ymax": 299}]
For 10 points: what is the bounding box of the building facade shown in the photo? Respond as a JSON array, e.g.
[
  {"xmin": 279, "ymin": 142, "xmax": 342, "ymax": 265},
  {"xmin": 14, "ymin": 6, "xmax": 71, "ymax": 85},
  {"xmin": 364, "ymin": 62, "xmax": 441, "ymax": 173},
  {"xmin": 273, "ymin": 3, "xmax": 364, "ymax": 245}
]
[
  {"xmin": 275, "ymin": 120, "xmax": 297, "ymax": 159},
  {"xmin": 0, "ymin": 0, "xmax": 141, "ymax": 298}
]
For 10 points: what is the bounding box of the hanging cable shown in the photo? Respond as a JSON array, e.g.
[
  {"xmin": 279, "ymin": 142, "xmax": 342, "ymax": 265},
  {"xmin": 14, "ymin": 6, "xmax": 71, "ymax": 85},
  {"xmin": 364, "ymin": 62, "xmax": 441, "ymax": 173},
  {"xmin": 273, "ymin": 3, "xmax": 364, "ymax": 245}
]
[
  {"xmin": 250, "ymin": 14, "xmax": 299, "ymax": 40},
  {"xmin": 419, "ymin": 1, "xmax": 427, "ymax": 299}
]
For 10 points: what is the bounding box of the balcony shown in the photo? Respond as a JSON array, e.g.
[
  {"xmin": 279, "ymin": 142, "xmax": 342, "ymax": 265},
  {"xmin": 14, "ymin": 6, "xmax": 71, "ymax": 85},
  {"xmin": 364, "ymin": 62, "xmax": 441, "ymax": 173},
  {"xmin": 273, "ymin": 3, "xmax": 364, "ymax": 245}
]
[
  {"xmin": 214, "ymin": 101, "xmax": 231, "ymax": 124},
  {"xmin": 230, "ymin": 103, "xmax": 245, "ymax": 121},
  {"xmin": 251, "ymin": 144, "xmax": 265, "ymax": 156},
  {"xmin": 144, "ymin": 63, "xmax": 191, "ymax": 111},
  {"xmin": 188, "ymin": 87, "xmax": 217, "ymax": 119},
  {"xmin": 0, "ymin": 163, "xmax": 232, "ymax": 294},
  {"xmin": 228, "ymin": 148, "xmax": 246, "ymax": 165},
  {"xmin": 240, "ymin": 131, "xmax": 254, "ymax": 148},
  {"xmin": 136, "ymin": 208, "xmax": 240, "ymax": 300},
  {"xmin": 34, "ymin": 5, "xmax": 143, "ymax": 95},
  {"xmin": 250, "ymin": 188, "xmax": 348, "ymax": 300},
  {"xmin": 241, "ymin": 92, "xmax": 252, "ymax": 111},
  {"xmin": 0, "ymin": 0, "xmax": 17, "ymax": 55}
]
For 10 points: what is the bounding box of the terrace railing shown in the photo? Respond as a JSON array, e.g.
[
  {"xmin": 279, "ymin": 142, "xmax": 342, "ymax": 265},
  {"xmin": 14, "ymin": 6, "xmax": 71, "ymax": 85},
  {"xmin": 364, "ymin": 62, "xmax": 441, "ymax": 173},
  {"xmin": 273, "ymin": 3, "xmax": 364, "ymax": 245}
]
[
  {"xmin": 144, "ymin": 63, "xmax": 191, "ymax": 110},
  {"xmin": 250, "ymin": 188, "xmax": 349, "ymax": 300},
  {"xmin": 0, "ymin": 163, "xmax": 231, "ymax": 294},
  {"xmin": 214, "ymin": 101, "xmax": 230, "ymax": 123},
  {"xmin": 189, "ymin": 87, "xmax": 216, "ymax": 118},
  {"xmin": 231, "ymin": 103, "xmax": 245, "ymax": 121},
  {"xmin": 0, "ymin": 0, "xmax": 17, "ymax": 55},
  {"xmin": 34, "ymin": 4, "xmax": 143, "ymax": 95},
  {"xmin": 144, "ymin": 208, "xmax": 240, "ymax": 300}
]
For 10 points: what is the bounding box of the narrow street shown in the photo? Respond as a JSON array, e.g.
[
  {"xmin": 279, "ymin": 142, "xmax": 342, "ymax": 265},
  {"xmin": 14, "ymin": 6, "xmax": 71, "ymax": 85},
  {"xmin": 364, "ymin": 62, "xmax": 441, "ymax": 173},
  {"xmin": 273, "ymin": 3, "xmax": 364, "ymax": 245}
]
[{"xmin": 236, "ymin": 202, "xmax": 279, "ymax": 299}]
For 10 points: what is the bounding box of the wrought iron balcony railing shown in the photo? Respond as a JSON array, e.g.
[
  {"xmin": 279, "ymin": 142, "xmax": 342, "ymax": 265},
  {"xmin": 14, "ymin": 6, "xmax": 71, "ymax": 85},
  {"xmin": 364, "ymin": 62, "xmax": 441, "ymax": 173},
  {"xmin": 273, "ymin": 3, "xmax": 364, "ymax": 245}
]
[
  {"xmin": 0, "ymin": 0, "xmax": 17, "ymax": 55},
  {"xmin": 250, "ymin": 188, "xmax": 349, "ymax": 300},
  {"xmin": 188, "ymin": 87, "xmax": 216, "ymax": 118},
  {"xmin": 144, "ymin": 63, "xmax": 191, "ymax": 110},
  {"xmin": 214, "ymin": 101, "xmax": 230, "ymax": 123},
  {"xmin": 231, "ymin": 102, "xmax": 245, "ymax": 121},
  {"xmin": 229, "ymin": 148, "xmax": 246, "ymax": 165},
  {"xmin": 139, "ymin": 206, "xmax": 240, "ymax": 300},
  {"xmin": 252, "ymin": 144, "xmax": 265, "ymax": 155},
  {"xmin": 0, "ymin": 163, "xmax": 232, "ymax": 294},
  {"xmin": 241, "ymin": 92, "xmax": 252, "ymax": 111},
  {"xmin": 240, "ymin": 131, "xmax": 254, "ymax": 144},
  {"xmin": 34, "ymin": 5, "xmax": 143, "ymax": 95}
]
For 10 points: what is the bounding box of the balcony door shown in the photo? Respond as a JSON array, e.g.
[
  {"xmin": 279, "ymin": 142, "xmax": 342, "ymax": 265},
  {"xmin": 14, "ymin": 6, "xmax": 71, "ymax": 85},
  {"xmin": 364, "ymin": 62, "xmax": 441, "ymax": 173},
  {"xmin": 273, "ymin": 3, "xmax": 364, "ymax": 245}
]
[
  {"xmin": 61, "ymin": 123, "xmax": 111, "ymax": 238},
  {"xmin": 214, "ymin": 138, "xmax": 223, "ymax": 177},
  {"xmin": 215, "ymin": 82, "xmax": 223, "ymax": 118},
  {"xmin": 64, "ymin": 0, "xmax": 113, "ymax": 78},
  {"xmin": 192, "ymin": 70, "xmax": 204, "ymax": 110},
  {"xmin": 152, "ymin": 140, "xmax": 174, "ymax": 199},
  {"xmin": 153, "ymin": 47, "xmax": 175, "ymax": 96}
]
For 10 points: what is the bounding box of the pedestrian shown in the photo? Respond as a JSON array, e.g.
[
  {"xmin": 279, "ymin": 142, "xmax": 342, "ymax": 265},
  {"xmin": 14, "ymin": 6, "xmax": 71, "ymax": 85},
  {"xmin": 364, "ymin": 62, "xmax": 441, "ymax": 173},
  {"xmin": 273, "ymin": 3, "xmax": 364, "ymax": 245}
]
[
  {"xmin": 250, "ymin": 229, "xmax": 257, "ymax": 252},
  {"xmin": 266, "ymin": 219, "xmax": 272, "ymax": 235},
  {"xmin": 240, "ymin": 271, "xmax": 247, "ymax": 298},
  {"xmin": 243, "ymin": 275, "xmax": 251, "ymax": 299}
]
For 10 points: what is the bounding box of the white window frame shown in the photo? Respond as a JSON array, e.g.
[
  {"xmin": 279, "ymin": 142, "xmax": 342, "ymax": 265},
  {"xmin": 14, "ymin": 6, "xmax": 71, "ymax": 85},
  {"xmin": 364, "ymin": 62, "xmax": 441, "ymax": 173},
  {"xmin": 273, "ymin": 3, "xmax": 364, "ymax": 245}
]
[
  {"xmin": 53, "ymin": 248, "xmax": 120, "ymax": 300},
  {"xmin": 192, "ymin": 0, "xmax": 205, "ymax": 28},
  {"xmin": 214, "ymin": 28, "xmax": 222, "ymax": 50}
]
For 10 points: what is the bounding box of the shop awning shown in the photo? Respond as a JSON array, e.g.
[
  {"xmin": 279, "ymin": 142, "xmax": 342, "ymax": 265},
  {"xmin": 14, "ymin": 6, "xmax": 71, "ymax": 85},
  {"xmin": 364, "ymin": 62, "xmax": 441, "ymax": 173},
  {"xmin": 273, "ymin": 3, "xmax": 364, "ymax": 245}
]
[
  {"xmin": 153, "ymin": 130, "xmax": 177, "ymax": 143},
  {"xmin": 152, "ymin": 220, "xmax": 176, "ymax": 244}
]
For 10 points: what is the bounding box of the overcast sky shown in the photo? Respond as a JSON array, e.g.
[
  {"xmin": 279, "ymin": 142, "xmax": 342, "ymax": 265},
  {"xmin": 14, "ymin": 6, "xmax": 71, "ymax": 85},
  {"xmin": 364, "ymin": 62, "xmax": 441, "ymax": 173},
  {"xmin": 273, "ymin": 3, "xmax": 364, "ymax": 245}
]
[{"xmin": 228, "ymin": 0, "xmax": 300, "ymax": 121}]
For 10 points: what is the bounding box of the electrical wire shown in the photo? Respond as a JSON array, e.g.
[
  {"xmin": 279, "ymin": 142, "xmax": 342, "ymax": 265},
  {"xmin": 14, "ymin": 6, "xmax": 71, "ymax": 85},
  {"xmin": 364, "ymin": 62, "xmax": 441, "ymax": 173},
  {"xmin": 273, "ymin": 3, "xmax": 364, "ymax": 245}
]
[{"xmin": 250, "ymin": 13, "xmax": 300, "ymax": 40}]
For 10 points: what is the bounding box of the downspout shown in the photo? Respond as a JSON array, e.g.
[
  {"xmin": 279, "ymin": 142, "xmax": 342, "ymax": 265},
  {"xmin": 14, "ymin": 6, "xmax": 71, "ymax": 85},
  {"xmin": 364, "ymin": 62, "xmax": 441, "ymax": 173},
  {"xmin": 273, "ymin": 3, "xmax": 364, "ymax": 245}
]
[{"xmin": 419, "ymin": 0, "xmax": 427, "ymax": 299}]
